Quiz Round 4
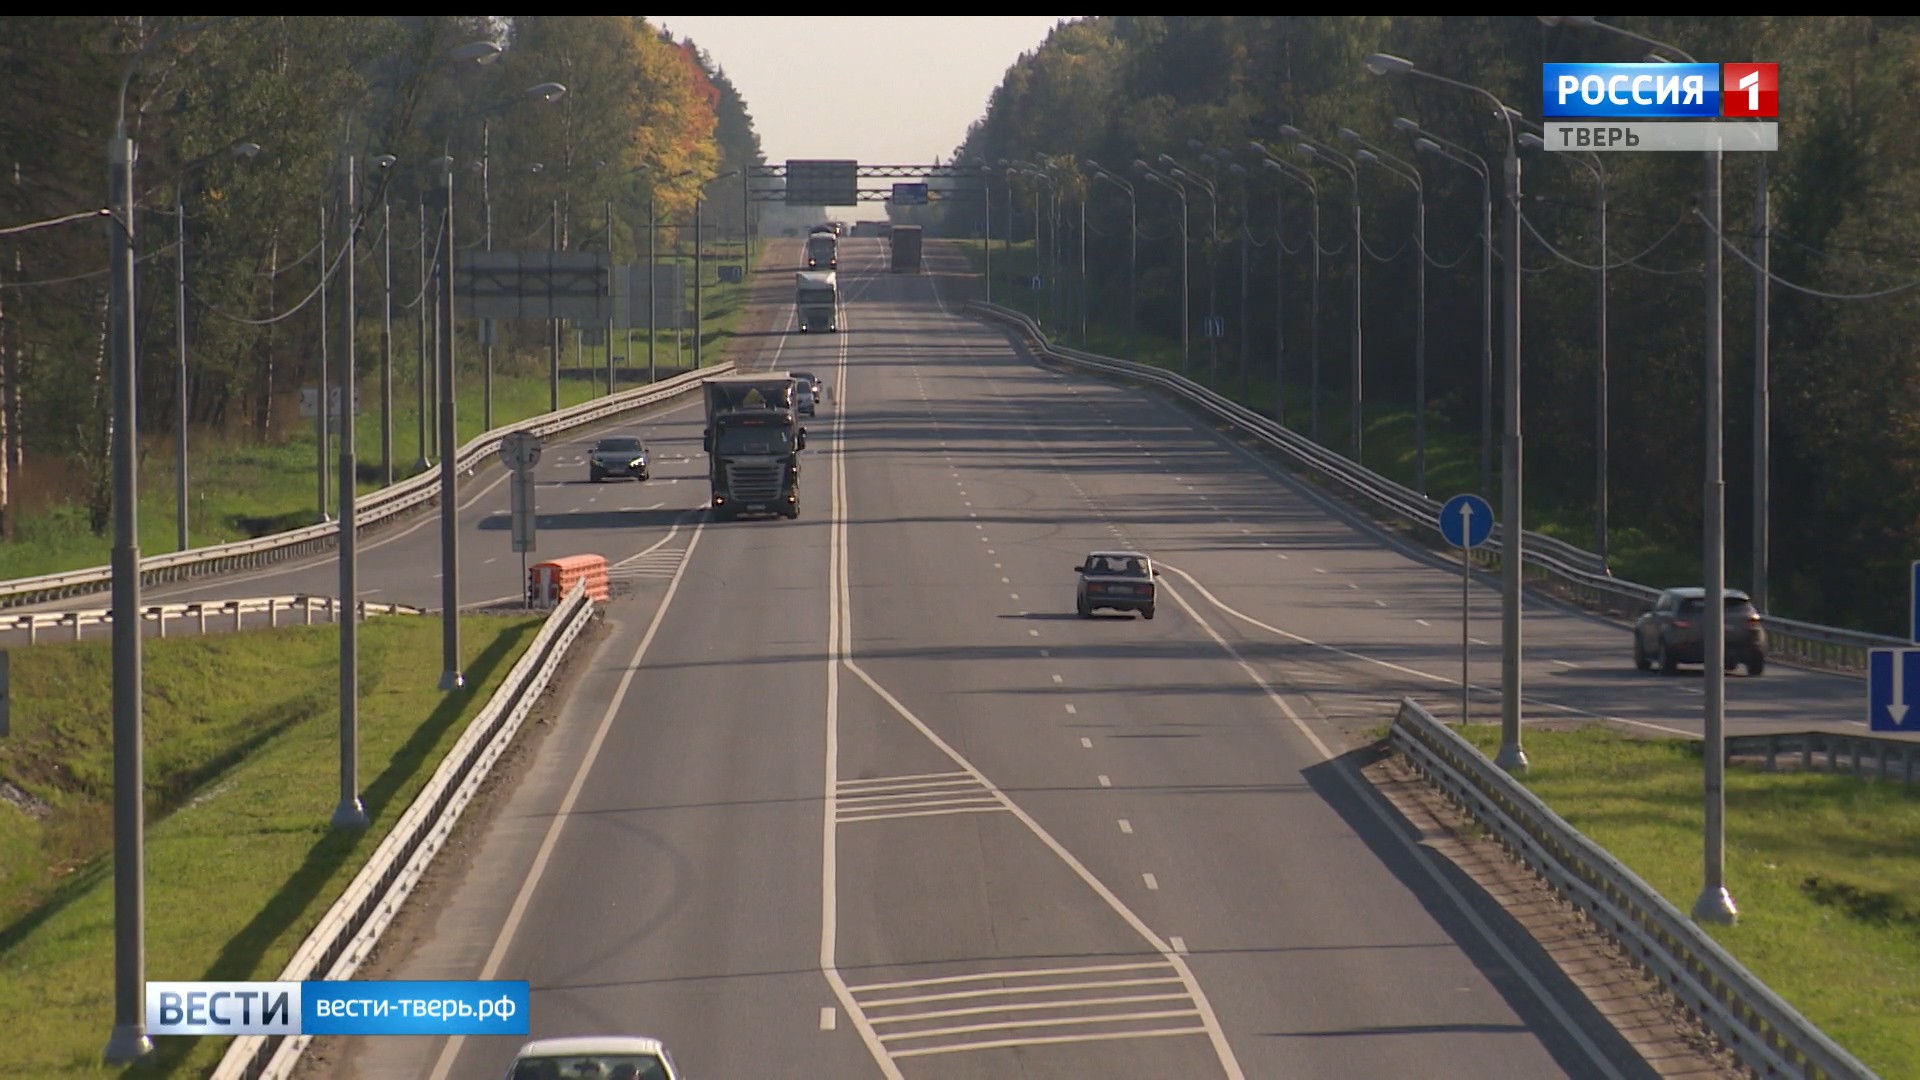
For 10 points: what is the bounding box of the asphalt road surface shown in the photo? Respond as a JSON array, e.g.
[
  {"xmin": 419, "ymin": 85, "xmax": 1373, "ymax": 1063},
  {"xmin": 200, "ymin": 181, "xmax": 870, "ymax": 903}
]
[{"xmin": 315, "ymin": 239, "xmax": 1771, "ymax": 1079}]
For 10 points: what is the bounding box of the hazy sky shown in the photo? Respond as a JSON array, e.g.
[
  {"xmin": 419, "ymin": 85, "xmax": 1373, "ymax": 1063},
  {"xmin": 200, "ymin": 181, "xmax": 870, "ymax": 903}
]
[{"xmin": 649, "ymin": 16, "xmax": 1075, "ymax": 214}]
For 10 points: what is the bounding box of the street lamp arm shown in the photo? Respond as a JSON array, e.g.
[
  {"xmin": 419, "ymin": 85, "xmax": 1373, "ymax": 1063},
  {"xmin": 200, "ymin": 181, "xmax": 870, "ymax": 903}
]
[
  {"xmin": 1368, "ymin": 56, "xmax": 1519, "ymax": 151},
  {"xmin": 115, "ymin": 16, "xmax": 237, "ymax": 136}
]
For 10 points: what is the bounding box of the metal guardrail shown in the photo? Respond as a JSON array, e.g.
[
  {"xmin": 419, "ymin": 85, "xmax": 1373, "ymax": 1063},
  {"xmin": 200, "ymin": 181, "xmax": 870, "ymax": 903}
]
[
  {"xmin": 1727, "ymin": 730, "xmax": 1920, "ymax": 788},
  {"xmin": 0, "ymin": 364, "xmax": 732, "ymax": 611},
  {"xmin": 966, "ymin": 302, "xmax": 1904, "ymax": 673},
  {"xmin": 1390, "ymin": 698, "xmax": 1876, "ymax": 1079},
  {"xmin": 212, "ymin": 579, "xmax": 597, "ymax": 1080},
  {"xmin": 0, "ymin": 594, "xmax": 425, "ymax": 645}
]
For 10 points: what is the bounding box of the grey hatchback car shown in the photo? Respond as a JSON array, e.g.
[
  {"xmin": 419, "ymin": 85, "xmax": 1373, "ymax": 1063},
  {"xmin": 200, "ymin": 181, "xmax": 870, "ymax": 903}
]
[{"xmin": 1633, "ymin": 587, "xmax": 1767, "ymax": 676}]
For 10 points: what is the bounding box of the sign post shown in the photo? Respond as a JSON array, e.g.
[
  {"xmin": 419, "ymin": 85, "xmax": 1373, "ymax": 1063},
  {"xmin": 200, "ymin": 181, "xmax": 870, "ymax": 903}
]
[
  {"xmin": 1869, "ymin": 561, "xmax": 1920, "ymax": 733},
  {"xmin": 498, "ymin": 430, "xmax": 542, "ymax": 593},
  {"xmin": 1440, "ymin": 493, "xmax": 1495, "ymax": 723}
]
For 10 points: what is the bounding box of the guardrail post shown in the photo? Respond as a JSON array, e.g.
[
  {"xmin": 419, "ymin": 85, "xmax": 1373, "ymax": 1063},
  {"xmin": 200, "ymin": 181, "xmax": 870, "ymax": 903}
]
[
  {"xmin": 304, "ymin": 597, "xmax": 315, "ymax": 626},
  {"xmin": 71, "ymin": 612, "xmax": 83, "ymax": 641},
  {"xmin": 1762, "ymin": 734, "xmax": 1778, "ymax": 772},
  {"xmin": 152, "ymin": 607, "xmax": 166, "ymax": 639},
  {"xmin": 1825, "ymin": 738, "xmax": 1837, "ymax": 774},
  {"xmin": 1878, "ymin": 742, "xmax": 1890, "ymax": 782},
  {"xmin": 26, "ymin": 617, "xmax": 37, "ymax": 647},
  {"xmin": 268, "ymin": 598, "xmax": 277, "ymax": 629},
  {"xmin": 195, "ymin": 604, "xmax": 207, "ymax": 635},
  {"xmin": 231, "ymin": 602, "xmax": 242, "ymax": 633},
  {"xmin": 1906, "ymin": 746, "xmax": 1915, "ymax": 788}
]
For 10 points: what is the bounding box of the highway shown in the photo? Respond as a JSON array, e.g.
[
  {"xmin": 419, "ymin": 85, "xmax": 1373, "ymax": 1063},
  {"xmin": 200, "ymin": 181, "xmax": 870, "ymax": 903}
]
[{"xmin": 315, "ymin": 239, "xmax": 1745, "ymax": 1079}]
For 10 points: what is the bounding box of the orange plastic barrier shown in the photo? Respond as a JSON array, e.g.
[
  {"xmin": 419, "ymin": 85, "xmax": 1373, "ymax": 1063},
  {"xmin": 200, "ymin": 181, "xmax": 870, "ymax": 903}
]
[{"xmin": 527, "ymin": 554, "xmax": 610, "ymax": 608}]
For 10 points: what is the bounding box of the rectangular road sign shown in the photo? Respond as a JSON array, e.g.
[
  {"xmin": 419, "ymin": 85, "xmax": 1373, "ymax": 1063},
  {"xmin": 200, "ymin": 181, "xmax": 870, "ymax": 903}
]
[
  {"xmin": 1868, "ymin": 648, "xmax": 1920, "ymax": 732},
  {"xmin": 510, "ymin": 470, "xmax": 536, "ymax": 554},
  {"xmin": 454, "ymin": 251, "xmax": 611, "ymax": 321},
  {"xmin": 892, "ymin": 182, "xmax": 928, "ymax": 206},
  {"xmin": 785, "ymin": 159, "xmax": 859, "ymax": 206},
  {"xmin": 611, "ymin": 263, "xmax": 687, "ymax": 329}
]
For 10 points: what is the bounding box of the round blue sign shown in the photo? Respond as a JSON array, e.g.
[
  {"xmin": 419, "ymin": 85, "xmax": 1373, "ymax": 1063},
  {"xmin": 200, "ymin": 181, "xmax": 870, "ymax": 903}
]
[{"xmin": 1439, "ymin": 493, "xmax": 1495, "ymax": 548}]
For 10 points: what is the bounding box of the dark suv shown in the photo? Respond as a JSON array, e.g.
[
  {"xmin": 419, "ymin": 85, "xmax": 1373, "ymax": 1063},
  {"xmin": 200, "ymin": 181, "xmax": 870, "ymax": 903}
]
[{"xmin": 1633, "ymin": 587, "xmax": 1767, "ymax": 676}]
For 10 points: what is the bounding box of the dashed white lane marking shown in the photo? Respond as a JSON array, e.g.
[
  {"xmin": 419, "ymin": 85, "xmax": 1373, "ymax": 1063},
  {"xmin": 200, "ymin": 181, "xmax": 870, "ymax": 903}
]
[
  {"xmin": 822, "ymin": 1007, "xmax": 838, "ymax": 1031},
  {"xmin": 1375, "ymin": 600, "xmax": 1389, "ymax": 607},
  {"xmin": 1416, "ymin": 619, "xmax": 1432, "ymax": 627},
  {"xmin": 1051, "ymin": 674, "xmax": 1064, "ymax": 684},
  {"xmin": 1313, "ymin": 568, "xmax": 1327, "ymax": 575},
  {"xmin": 1170, "ymin": 936, "xmax": 1188, "ymax": 955},
  {"xmin": 1471, "ymin": 637, "xmax": 1491, "ymax": 646},
  {"xmin": 1002, "ymin": 577, "xmax": 1011, "ymax": 584},
  {"xmin": 1118, "ymin": 819, "xmax": 1133, "ymax": 835},
  {"xmin": 1553, "ymin": 659, "xmax": 1579, "ymax": 669},
  {"xmin": 1097, "ymin": 775, "xmax": 1112, "ymax": 788},
  {"xmin": 1029, "ymin": 629, "xmax": 1040, "ymax": 637},
  {"xmin": 1143, "ymin": 874, "xmax": 1160, "ymax": 892},
  {"xmin": 1064, "ymin": 704, "xmax": 1077, "ymax": 715},
  {"xmin": 1011, "ymin": 593, "xmax": 1020, "ymax": 601},
  {"xmin": 1080, "ymin": 737, "xmax": 1093, "ymax": 749}
]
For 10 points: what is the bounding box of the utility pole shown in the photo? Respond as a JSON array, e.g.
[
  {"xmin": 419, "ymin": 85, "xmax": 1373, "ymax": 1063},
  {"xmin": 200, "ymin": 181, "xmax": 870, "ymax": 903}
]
[
  {"xmin": 316, "ymin": 204, "xmax": 330, "ymax": 522},
  {"xmin": 334, "ymin": 155, "xmax": 368, "ymax": 830}
]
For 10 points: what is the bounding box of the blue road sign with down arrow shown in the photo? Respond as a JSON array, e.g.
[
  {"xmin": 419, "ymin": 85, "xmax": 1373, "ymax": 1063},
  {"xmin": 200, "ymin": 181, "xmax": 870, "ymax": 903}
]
[
  {"xmin": 1868, "ymin": 649, "xmax": 1920, "ymax": 732},
  {"xmin": 1439, "ymin": 493, "xmax": 1494, "ymax": 549}
]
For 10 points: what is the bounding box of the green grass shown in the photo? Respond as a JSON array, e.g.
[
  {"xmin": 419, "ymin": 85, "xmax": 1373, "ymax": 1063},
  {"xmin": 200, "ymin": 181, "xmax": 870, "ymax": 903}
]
[
  {"xmin": 1454, "ymin": 724, "xmax": 1920, "ymax": 1078},
  {"xmin": 0, "ymin": 613, "xmax": 546, "ymax": 1077},
  {"xmin": 0, "ymin": 248, "xmax": 759, "ymax": 584},
  {"xmin": 949, "ymin": 239, "xmax": 1706, "ymax": 596}
]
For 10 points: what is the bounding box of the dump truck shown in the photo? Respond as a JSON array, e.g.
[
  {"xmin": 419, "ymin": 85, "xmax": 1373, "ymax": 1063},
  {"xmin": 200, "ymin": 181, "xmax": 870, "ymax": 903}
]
[
  {"xmin": 795, "ymin": 270, "xmax": 838, "ymax": 332},
  {"xmin": 890, "ymin": 224, "xmax": 922, "ymax": 273},
  {"xmin": 702, "ymin": 375, "xmax": 806, "ymax": 520}
]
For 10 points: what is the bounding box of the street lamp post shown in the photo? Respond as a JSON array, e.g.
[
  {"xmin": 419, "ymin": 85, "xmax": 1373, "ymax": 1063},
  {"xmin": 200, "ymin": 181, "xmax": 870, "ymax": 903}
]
[
  {"xmin": 1285, "ymin": 129, "xmax": 1364, "ymax": 464},
  {"xmin": 1250, "ymin": 149, "xmax": 1320, "ymax": 434},
  {"xmin": 334, "ymin": 154, "xmax": 369, "ymax": 830},
  {"xmin": 317, "ymin": 203, "xmax": 331, "ymax": 523},
  {"xmin": 1087, "ymin": 164, "xmax": 1137, "ymax": 359},
  {"xmin": 1134, "ymin": 160, "xmax": 1190, "ymax": 376},
  {"xmin": 1366, "ymin": 52, "xmax": 1527, "ymax": 774},
  {"xmin": 1520, "ymin": 131, "xmax": 1609, "ymax": 559},
  {"xmin": 1542, "ymin": 14, "xmax": 1736, "ymax": 925},
  {"xmin": 433, "ymin": 155, "xmax": 462, "ymax": 691},
  {"xmin": 372, "ymin": 156, "xmax": 397, "ymax": 486},
  {"xmin": 1162, "ymin": 155, "xmax": 1220, "ymax": 386},
  {"xmin": 103, "ymin": 19, "xmax": 235, "ymax": 1061},
  {"xmin": 172, "ymin": 141, "xmax": 263, "ymax": 551},
  {"xmin": 1344, "ymin": 130, "xmax": 1429, "ymax": 493},
  {"xmin": 976, "ymin": 164, "xmax": 994, "ymax": 305},
  {"xmin": 694, "ymin": 169, "xmax": 740, "ymax": 369},
  {"xmin": 415, "ymin": 195, "xmax": 430, "ymax": 472},
  {"xmin": 1398, "ymin": 118, "xmax": 1493, "ymax": 503}
]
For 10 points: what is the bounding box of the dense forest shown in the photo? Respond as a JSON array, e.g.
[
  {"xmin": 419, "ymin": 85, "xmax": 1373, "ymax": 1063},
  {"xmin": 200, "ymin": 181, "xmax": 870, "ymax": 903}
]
[
  {"xmin": 0, "ymin": 15, "xmax": 760, "ymax": 539},
  {"xmin": 943, "ymin": 16, "xmax": 1920, "ymax": 635}
]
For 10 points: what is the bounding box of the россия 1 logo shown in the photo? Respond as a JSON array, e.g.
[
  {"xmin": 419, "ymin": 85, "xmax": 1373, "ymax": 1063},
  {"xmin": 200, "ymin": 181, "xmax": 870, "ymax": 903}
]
[{"xmin": 1542, "ymin": 63, "xmax": 1778, "ymax": 119}]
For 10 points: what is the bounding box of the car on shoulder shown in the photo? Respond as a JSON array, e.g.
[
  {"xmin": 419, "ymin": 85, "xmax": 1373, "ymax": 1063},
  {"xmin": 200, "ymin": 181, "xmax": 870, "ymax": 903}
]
[
  {"xmin": 1074, "ymin": 550, "xmax": 1159, "ymax": 619},
  {"xmin": 505, "ymin": 1035, "xmax": 677, "ymax": 1080},
  {"xmin": 1632, "ymin": 586, "xmax": 1767, "ymax": 675},
  {"xmin": 588, "ymin": 435, "xmax": 650, "ymax": 482}
]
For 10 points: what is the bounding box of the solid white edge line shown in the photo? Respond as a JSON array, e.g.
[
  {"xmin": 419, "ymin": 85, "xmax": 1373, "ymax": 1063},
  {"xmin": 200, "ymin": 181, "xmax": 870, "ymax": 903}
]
[{"xmin": 423, "ymin": 510, "xmax": 710, "ymax": 1080}]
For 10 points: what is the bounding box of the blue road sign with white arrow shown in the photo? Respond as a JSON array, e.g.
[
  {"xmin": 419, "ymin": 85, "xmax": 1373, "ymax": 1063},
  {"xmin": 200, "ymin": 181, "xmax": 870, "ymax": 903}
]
[
  {"xmin": 1439, "ymin": 493, "xmax": 1494, "ymax": 549},
  {"xmin": 1868, "ymin": 648, "xmax": 1920, "ymax": 732}
]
